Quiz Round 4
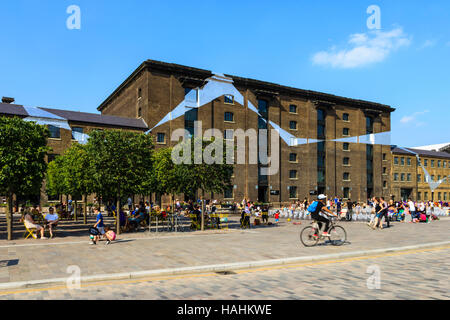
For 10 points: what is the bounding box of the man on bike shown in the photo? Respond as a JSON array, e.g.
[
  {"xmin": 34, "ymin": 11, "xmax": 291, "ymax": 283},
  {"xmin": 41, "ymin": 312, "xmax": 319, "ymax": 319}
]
[{"xmin": 311, "ymin": 194, "xmax": 338, "ymax": 237}]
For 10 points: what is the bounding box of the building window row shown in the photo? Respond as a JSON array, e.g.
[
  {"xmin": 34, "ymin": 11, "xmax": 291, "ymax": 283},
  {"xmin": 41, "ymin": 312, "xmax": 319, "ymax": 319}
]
[
  {"xmin": 393, "ymin": 173, "xmax": 412, "ymax": 181},
  {"xmin": 394, "ymin": 156, "xmax": 413, "ymax": 166}
]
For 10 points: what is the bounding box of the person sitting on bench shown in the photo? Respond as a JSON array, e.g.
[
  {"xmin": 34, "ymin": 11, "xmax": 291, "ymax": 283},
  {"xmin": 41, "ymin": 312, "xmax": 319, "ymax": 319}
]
[
  {"xmin": 23, "ymin": 211, "xmax": 47, "ymax": 239},
  {"xmin": 45, "ymin": 207, "xmax": 59, "ymax": 238}
]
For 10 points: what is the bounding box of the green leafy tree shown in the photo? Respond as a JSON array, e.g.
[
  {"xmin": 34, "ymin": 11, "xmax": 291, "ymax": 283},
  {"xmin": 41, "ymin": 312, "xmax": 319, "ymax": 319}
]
[
  {"xmin": 173, "ymin": 137, "xmax": 234, "ymax": 230},
  {"xmin": 60, "ymin": 143, "xmax": 95, "ymax": 223},
  {"xmin": 85, "ymin": 129, "xmax": 154, "ymax": 234},
  {"xmin": 150, "ymin": 147, "xmax": 182, "ymax": 212},
  {"xmin": 0, "ymin": 117, "xmax": 50, "ymax": 240},
  {"xmin": 46, "ymin": 155, "xmax": 66, "ymax": 202}
]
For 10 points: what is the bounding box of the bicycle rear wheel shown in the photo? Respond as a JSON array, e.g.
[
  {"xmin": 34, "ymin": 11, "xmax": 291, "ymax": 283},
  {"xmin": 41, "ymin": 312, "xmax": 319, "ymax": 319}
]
[
  {"xmin": 300, "ymin": 226, "xmax": 320, "ymax": 247},
  {"xmin": 329, "ymin": 226, "xmax": 346, "ymax": 246}
]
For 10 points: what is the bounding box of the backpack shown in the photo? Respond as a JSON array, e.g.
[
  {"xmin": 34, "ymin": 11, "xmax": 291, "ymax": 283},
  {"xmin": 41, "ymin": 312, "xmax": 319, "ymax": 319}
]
[
  {"xmin": 307, "ymin": 201, "xmax": 319, "ymax": 214},
  {"xmin": 89, "ymin": 227, "xmax": 100, "ymax": 236}
]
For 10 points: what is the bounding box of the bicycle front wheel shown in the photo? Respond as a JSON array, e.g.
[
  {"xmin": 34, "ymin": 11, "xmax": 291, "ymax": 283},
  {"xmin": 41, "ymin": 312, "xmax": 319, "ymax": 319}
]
[
  {"xmin": 300, "ymin": 226, "xmax": 319, "ymax": 247},
  {"xmin": 329, "ymin": 226, "xmax": 347, "ymax": 246}
]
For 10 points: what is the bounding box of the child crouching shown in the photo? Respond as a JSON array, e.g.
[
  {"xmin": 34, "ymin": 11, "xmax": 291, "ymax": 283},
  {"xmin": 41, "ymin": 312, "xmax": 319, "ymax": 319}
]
[{"xmin": 104, "ymin": 226, "xmax": 116, "ymax": 245}]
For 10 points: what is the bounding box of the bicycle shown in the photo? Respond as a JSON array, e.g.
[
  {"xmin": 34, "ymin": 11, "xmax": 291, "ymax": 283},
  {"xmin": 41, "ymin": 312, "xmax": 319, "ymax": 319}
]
[{"xmin": 300, "ymin": 218, "xmax": 347, "ymax": 247}]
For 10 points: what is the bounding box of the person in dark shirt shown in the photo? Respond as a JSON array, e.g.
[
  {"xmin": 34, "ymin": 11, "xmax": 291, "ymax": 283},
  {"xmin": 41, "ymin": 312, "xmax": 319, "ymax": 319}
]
[
  {"xmin": 311, "ymin": 195, "xmax": 338, "ymax": 236},
  {"xmin": 192, "ymin": 205, "xmax": 201, "ymax": 221},
  {"xmin": 346, "ymin": 199, "xmax": 353, "ymax": 221}
]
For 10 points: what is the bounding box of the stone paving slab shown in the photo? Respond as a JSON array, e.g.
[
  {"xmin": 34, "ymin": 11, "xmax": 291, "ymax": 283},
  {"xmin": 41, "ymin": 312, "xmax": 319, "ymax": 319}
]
[
  {"xmin": 0, "ymin": 216, "xmax": 448, "ymax": 286},
  {"xmin": 1, "ymin": 246, "xmax": 448, "ymax": 299}
]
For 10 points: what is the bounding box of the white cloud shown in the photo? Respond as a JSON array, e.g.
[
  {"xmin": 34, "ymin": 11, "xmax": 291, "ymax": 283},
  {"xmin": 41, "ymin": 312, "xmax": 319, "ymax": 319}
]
[
  {"xmin": 419, "ymin": 39, "xmax": 437, "ymax": 49},
  {"xmin": 400, "ymin": 110, "xmax": 430, "ymax": 124},
  {"xmin": 312, "ymin": 27, "xmax": 411, "ymax": 69}
]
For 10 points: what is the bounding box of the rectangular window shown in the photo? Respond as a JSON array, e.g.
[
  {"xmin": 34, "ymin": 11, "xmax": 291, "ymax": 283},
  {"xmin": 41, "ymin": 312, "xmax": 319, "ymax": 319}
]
[
  {"xmin": 438, "ymin": 175, "xmax": 441, "ymax": 181},
  {"xmin": 71, "ymin": 127, "xmax": 83, "ymax": 140},
  {"xmin": 343, "ymin": 172, "xmax": 350, "ymax": 181},
  {"xmin": 224, "ymin": 186, "xmax": 234, "ymax": 199},
  {"xmin": 394, "ymin": 173, "xmax": 399, "ymax": 181},
  {"xmin": 394, "ymin": 157, "xmax": 399, "ymax": 165},
  {"xmin": 317, "ymin": 169, "xmax": 326, "ymax": 184},
  {"xmin": 185, "ymin": 88, "xmax": 198, "ymax": 104},
  {"xmin": 185, "ymin": 107, "xmax": 198, "ymax": 137},
  {"xmin": 224, "ymin": 129, "xmax": 234, "ymax": 140},
  {"xmin": 401, "ymin": 173, "xmax": 405, "ymax": 181},
  {"xmin": 431, "ymin": 175, "xmax": 435, "ymax": 181},
  {"xmin": 157, "ymin": 133, "xmax": 165, "ymax": 143},
  {"xmin": 47, "ymin": 154, "xmax": 58, "ymax": 163},
  {"xmin": 258, "ymin": 99, "xmax": 268, "ymax": 115},
  {"xmin": 438, "ymin": 192, "xmax": 442, "ymax": 200},
  {"xmin": 366, "ymin": 117, "xmax": 374, "ymax": 134},
  {"xmin": 289, "ymin": 170, "xmax": 298, "ymax": 179},
  {"xmin": 289, "ymin": 121, "xmax": 297, "ymax": 130},
  {"xmin": 431, "ymin": 160, "xmax": 435, "ymax": 167},
  {"xmin": 437, "ymin": 160, "xmax": 441, "ymax": 168},
  {"xmin": 343, "ymin": 113, "xmax": 349, "ymax": 121},
  {"xmin": 383, "ymin": 181, "xmax": 387, "ymax": 188},
  {"xmin": 343, "ymin": 157, "xmax": 350, "ymax": 165},
  {"xmin": 343, "ymin": 143, "xmax": 350, "ymax": 151},
  {"xmin": 417, "ymin": 174, "xmax": 421, "ymax": 182},
  {"xmin": 343, "ymin": 128, "xmax": 349, "ymax": 136},
  {"xmin": 289, "ymin": 186, "xmax": 297, "ymax": 199},
  {"xmin": 444, "ymin": 193, "xmax": 447, "ymax": 201},
  {"xmin": 443, "ymin": 161, "xmax": 447, "ymax": 168},
  {"xmin": 224, "ymin": 112, "xmax": 234, "ymax": 122},
  {"xmin": 407, "ymin": 173, "xmax": 411, "ymax": 181},
  {"xmin": 401, "ymin": 157, "xmax": 405, "ymax": 166},
  {"xmin": 343, "ymin": 187, "xmax": 350, "ymax": 199},
  {"xmin": 289, "ymin": 105, "xmax": 297, "ymax": 113},
  {"xmin": 424, "ymin": 159, "xmax": 428, "ymax": 167},
  {"xmin": 48, "ymin": 125, "xmax": 60, "ymax": 139},
  {"xmin": 224, "ymin": 95, "xmax": 234, "ymax": 104},
  {"xmin": 407, "ymin": 158, "xmax": 411, "ymax": 166},
  {"xmin": 383, "ymin": 167, "xmax": 387, "ymax": 174},
  {"xmin": 383, "ymin": 153, "xmax": 387, "ymax": 161},
  {"xmin": 289, "ymin": 153, "xmax": 297, "ymax": 162},
  {"xmin": 424, "ymin": 192, "xmax": 428, "ymax": 199}
]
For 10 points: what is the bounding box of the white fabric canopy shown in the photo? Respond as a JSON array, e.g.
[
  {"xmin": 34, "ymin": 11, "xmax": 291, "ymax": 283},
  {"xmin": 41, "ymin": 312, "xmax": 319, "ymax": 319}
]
[
  {"xmin": 23, "ymin": 117, "xmax": 72, "ymax": 131},
  {"xmin": 358, "ymin": 131, "xmax": 391, "ymax": 145}
]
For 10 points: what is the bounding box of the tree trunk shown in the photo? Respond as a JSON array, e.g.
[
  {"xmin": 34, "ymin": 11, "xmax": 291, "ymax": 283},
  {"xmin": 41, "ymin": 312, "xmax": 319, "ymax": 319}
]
[
  {"xmin": 7, "ymin": 192, "xmax": 13, "ymax": 241},
  {"xmin": 83, "ymin": 195, "xmax": 87, "ymax": 224},
  {"xmin": 74, "ymin": 198, "xmax": 78, "ymax": 221},
  {"xmin": 116, "ymin": 193, "xmax": 121, "ymax": 235},
  {"xmin": 201, "ymin": 191, "xmax": 205, "ymax": 231}
]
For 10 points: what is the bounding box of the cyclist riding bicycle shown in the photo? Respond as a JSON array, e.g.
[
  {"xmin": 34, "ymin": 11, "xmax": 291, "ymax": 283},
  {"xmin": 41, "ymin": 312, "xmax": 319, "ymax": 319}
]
[{"xmin": 309, "ymin": 194, "xmax": 338, "ymax": 237}]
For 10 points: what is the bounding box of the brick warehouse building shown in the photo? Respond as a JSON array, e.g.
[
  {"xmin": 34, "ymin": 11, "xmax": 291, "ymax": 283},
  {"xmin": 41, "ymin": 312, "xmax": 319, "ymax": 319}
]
[
  {"xmin": 391, "ymin": 147, "xmax": 450, "ymax": 202},
  {"xmin": 98, "ymin": 60, "xmax": 395, "ymax": 205}
]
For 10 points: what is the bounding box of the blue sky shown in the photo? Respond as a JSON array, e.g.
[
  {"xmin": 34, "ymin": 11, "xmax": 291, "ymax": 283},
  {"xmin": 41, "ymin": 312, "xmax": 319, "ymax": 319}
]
[{"xmin": 0, "ymin": 0, "xmax": 449, "ymax": 147}]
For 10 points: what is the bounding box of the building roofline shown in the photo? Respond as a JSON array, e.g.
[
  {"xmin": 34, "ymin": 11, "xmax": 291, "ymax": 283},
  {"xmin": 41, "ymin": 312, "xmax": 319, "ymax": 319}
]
[
  {"xmin": 0, "ymin": 103, "xmax": 148, "ymax": 130},
  {"xmin": 97, "ymin": 59, "xmax": 396, "ymax": 113},
  {"xmin": 391, "ymin": 146, "xmax": 450, "ymax": 159}
]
